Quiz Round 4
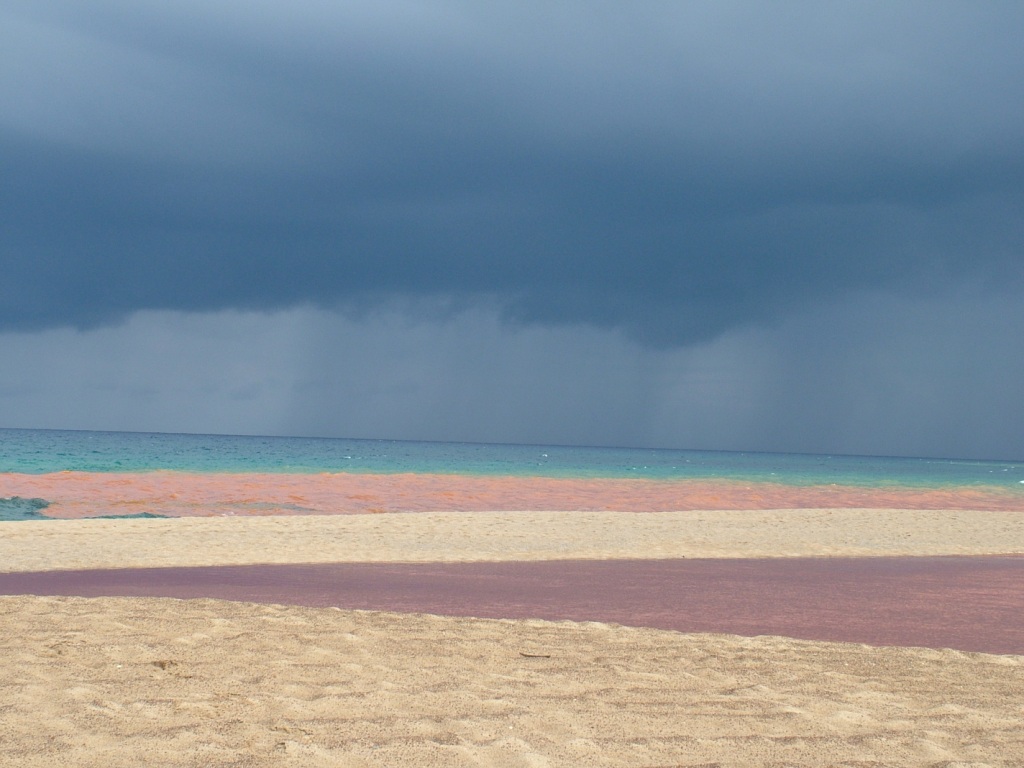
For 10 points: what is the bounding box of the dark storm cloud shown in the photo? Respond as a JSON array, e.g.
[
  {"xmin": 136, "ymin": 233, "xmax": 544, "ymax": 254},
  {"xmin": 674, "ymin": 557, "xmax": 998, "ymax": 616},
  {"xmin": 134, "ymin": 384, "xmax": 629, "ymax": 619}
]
[{"xmin": 2, "ymin": 1, "xmax": 1023, "ymax": 342}]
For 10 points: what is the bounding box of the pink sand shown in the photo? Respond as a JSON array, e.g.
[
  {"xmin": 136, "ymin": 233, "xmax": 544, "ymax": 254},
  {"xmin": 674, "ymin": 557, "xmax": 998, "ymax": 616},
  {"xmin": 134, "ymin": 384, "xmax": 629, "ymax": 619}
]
[
  {"xmin": 4, "ymin": 556, "xmax": 1023, "ymax": 654},
  {"xmin": 2, "ymin": 471, "xmax": 1022, "ymax": 518}
]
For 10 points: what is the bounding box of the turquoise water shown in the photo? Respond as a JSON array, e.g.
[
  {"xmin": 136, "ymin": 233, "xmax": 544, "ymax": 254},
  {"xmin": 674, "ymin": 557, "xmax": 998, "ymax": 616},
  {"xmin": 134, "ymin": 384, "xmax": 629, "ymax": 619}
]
[
  {"xmin": 2, "ymin": 427, "xmax": 1023, "ymax": 490},
  {"xmin": 0, "ymin": 495, "xmax": 51, "ymax": 520}
]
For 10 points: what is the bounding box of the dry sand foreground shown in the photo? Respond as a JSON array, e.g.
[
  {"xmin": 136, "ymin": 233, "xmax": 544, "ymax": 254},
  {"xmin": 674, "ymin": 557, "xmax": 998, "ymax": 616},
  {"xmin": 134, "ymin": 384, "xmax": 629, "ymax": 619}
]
[
  {"xmin": 3, "ymin": 509, "xmax": 1024, "ymax": 766},
  {"xmin": 3, "ymin": 595, "xmax": 1023, "ymax": 768}
]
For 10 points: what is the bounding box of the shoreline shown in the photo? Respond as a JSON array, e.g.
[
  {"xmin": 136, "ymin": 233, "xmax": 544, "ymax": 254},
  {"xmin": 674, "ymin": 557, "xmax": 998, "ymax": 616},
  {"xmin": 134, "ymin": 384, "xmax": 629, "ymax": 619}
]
[{"xmin": 4, "ymin": 470, "xmax": 1024, "ymax": 518}]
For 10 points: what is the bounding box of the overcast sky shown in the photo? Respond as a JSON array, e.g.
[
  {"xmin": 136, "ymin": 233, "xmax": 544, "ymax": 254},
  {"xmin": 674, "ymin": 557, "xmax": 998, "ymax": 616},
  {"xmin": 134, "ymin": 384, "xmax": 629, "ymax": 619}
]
[{"xmin": 2, "ymin": 1, "xmax": 1023, "ymax": 459}]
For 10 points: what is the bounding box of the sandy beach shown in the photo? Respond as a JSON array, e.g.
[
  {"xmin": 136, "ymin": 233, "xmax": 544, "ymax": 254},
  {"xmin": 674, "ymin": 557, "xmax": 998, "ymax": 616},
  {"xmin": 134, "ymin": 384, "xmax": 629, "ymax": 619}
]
[{"xmin": 3, "ymin": 506, "xmax": 1024, "ymax": 765}]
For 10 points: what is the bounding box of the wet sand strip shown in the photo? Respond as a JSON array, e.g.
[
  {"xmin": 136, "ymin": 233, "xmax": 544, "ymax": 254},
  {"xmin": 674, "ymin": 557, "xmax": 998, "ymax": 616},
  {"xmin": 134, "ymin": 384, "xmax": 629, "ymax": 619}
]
[
  {"xmin": 2, "ymin": 555, "xmax": 1022, "ymax": 655},
  {"xmin": 6, "ymin": 470, "xmax": 1024, "ymax": 517}
]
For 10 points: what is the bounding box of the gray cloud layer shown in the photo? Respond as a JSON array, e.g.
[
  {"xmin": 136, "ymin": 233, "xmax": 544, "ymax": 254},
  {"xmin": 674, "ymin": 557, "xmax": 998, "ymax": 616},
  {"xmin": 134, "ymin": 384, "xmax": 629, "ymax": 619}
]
[
  {"xmin": 2, "ymin": 287, "xmax": 1022, "ymax": 459},
  {"xmin": 3, "ymin": 1, "xmax": 1022, "ymax": 343}
]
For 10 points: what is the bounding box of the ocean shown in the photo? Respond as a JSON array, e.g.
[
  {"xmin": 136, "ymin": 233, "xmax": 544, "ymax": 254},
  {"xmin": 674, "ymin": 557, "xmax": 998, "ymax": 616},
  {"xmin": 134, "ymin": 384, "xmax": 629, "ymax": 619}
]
[{"xmin": 2, "ymin": 427, "xmax": 1023, "ymax": 520}]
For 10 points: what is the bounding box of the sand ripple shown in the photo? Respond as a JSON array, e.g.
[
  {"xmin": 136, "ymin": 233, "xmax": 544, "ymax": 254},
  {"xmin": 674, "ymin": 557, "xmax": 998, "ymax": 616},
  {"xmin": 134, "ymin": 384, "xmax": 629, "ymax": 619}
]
[{"xmin": 2, "ymin": 596, "xmax": 1022, "ymax": 767}]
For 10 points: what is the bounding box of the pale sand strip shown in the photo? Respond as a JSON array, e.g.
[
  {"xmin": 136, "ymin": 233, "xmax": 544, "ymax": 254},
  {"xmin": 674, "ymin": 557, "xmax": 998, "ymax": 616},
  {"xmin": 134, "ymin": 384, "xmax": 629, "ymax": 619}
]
[
  {"xmin": 2, "ymin": 595, "xmax": 1022, "ymax": 768},
  {"xmin": 3, "ymin": 508, "xmax": 1024, "ymax": 572}
]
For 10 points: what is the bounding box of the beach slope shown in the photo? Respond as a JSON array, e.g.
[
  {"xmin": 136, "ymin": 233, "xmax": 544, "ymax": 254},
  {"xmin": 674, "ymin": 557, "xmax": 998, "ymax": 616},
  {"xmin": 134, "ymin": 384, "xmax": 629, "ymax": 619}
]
[{"xmin": 3, "ymin": 595, "xmax": 1022, "ymax": 767}]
